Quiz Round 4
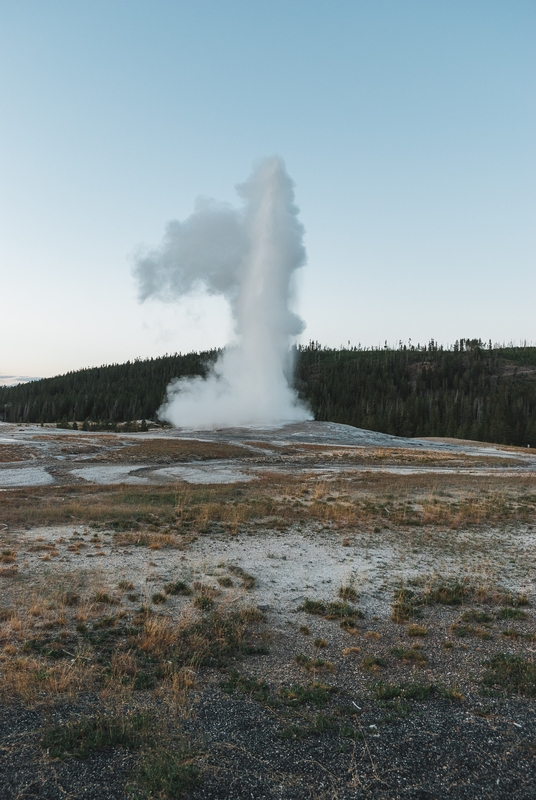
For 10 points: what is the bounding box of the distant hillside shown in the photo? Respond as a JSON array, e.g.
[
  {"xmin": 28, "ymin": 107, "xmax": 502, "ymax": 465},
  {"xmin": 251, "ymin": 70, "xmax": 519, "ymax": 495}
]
[
  {"xmin": 2, "ymin": 339, "xmax": 536, "ymax": 447},
  {"xmin": 296, "ymin": 340, "xmax": 536, "ymax": 447},
  {"xmin": 0, "ymin": 351, "xmax": 218, "ymax": 428}
]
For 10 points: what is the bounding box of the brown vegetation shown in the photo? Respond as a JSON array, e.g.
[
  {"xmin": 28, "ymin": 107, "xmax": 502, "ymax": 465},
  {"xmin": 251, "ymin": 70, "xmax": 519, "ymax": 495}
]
[
  {"xmin": 1, "ymin": 440, "xmax": 536, "ymax": 797},
  {"xmin": 4, "ymin": 470, "xmax": 536, "ymax": 538},
  {"xmin": 88, "ymin": 437, "xmax": 254, "ymax": 463},
  {"xmin": 0, "ymin": 444, "xmax": 43, "ymax": 463}
]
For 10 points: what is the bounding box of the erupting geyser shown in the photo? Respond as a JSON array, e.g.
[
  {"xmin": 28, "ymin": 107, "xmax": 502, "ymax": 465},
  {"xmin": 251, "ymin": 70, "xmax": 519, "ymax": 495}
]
[{"xmin": 133, "ymin": 156, "xmax": 312, "ymax": 428}]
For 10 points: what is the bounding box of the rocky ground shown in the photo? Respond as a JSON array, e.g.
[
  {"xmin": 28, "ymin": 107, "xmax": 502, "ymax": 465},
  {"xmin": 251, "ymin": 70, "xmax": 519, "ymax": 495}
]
[{"xmin": 0, "ymin": 422, "xmax": 535, "ymax": 798}]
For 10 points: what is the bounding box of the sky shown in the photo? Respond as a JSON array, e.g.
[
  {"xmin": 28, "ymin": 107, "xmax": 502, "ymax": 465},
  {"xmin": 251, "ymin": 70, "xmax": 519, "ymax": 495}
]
[{"xmin": 1, "ymin": 0, "xmax": 535, "ymax": 383}]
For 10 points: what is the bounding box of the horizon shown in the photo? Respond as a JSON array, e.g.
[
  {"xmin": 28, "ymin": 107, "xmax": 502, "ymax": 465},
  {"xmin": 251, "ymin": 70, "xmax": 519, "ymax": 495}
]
[
  {"xmin": 3, "ymin": 335, "xmax": 536, "ymax": 389},
  {"xmin": 1, "ymin": 2, "xmax": 535, "ymax": 379}
]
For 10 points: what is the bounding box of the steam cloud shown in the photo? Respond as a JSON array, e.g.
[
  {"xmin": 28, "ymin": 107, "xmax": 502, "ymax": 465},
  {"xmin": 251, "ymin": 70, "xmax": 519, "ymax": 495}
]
[{"xmin": 133, "ymin": 157, "xmax": 312, "ymax": 428}]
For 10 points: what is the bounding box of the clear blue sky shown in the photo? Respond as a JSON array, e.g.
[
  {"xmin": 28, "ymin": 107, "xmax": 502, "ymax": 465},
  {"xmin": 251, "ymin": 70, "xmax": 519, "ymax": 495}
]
[{"xmin": 1, "ymin": 1, "xmax": 535, "ymax": 380}]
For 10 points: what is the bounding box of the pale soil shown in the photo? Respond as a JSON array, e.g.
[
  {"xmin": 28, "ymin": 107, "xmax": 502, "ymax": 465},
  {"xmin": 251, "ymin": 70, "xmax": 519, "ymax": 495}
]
[
  {"xmin": 0, "ymin": 422, "xmax": 535, "ymax": 798},
  {"xmin": 4, "ymin": 521, "xmax": 535, "ymax": 623},
  {"xmin": 1, "ymin": 421, "xmax": 535, "ymax": 489}
]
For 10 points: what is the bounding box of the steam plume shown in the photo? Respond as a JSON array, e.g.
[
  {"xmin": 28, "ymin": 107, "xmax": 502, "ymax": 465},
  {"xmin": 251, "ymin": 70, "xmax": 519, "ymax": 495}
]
[{"xmin": 133, "ymin": 157, "xmax": 312, "ymax": 428}]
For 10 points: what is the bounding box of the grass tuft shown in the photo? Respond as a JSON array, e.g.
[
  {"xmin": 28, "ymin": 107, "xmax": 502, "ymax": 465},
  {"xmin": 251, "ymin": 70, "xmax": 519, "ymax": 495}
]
[
  {"xmin": 134, "ymin": 747, "xmax": 200, "ymax": 799},
  {"xmin": 300, "ymin": 598, "xmax": 363, "ymax": 620},
  {"xmin": 220, "ymin": 670, "xmax": 271, "ymax": 704},
  {"xmin": 460, "ymin": 610, "xmax": 494, "ymax": 623},
  {"xmin": 42, "ymin": 712, "xmax": 152, "ymax": 760},
  {"xmin": 227, "ymin": 565, "xmax": 255, "ymax": 590},
  {"xmin": 406, "ymin": 624, "xmax": 428, "ymax": 637},
  {"xmin": 193, "ymin": 594, "xmax": 215, "ymax": 611},
  {"xmin": 151, "ymin": 593, "xmax": 167, "ymax": 605},
  {"xmin": 391, "ymin": 645, "xmax": 427, "ymax": 665},
  {"xmin": 338, "ymin": 585, "xmax": 358, "ymax": 602},
  {"xmin": 498, "ymin": 607, "xmax": 527, "ymax": 620},
  {"xmin": 482, "ymin": 653, "xmax": 536, "ymax": 697},
  {"xmin": 164, "ymin": 581, "xmax": 192, "ymax": 597},
  {"xmin": 93, "ymin": 591, "xmax": 117, "ymax": 605},
  {"xmin": 295, "ymin": 653, "xmax": 333, "ymax": 672},
  {"xmin": 374, "ymin": 682, "xmax": 435, "ymax": 701},
  {"xmin": 280, "ymin": 682, "xmax": 338, "ymax": 707},
  {"xmin": 362, "ymin": 655, "xmax": 387, "ymax": 671}
]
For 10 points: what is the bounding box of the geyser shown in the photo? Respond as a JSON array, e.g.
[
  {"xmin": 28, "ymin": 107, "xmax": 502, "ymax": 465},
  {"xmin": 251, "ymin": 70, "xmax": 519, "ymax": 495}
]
[{"xmin": 133, "ymin": 156, "xmax": 312, "ymax": 428}]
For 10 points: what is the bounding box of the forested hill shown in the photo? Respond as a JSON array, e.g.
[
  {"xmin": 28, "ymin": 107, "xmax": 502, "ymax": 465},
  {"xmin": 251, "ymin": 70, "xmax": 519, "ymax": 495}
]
[
  {"xmin": 2, "ymin": 340, "xmax": 536, "ymax": 447},
  {"xmin": 0, "ymin": 351, "xmax": 219, "ymax": 428},
  {"xmin": 295, "ymin": 341, "xmax": 536, "ymax": 447}
]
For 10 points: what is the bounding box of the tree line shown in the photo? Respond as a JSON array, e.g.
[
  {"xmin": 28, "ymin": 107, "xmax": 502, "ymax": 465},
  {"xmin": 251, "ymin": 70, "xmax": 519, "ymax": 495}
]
[
  {"xmin": 0, "ymin": 351, "xmax": 218, "ymax": 428},
  {"xmin": 295, "ymin": 339, "xmax": 536, "ymax": 446},
  {"xmin": 2, "ymin": 340, "xmax": 536, "ymax": 447}
]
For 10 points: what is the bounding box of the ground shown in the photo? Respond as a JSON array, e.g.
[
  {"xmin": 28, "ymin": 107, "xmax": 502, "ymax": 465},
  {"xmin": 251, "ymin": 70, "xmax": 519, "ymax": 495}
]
[{"xmin": 0, "ymin": 421, "xmax": 535, "ymax": 799}]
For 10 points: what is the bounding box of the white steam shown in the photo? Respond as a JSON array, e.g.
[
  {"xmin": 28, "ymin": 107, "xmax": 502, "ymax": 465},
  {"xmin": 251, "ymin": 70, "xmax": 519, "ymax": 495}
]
[{"xmin": 133, "ymin": 157, "xmax": 312, "ymax": 428}]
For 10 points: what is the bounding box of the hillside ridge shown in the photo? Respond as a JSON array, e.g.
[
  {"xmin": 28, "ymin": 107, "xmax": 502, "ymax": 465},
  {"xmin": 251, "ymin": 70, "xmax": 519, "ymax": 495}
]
[{"xmin": 2, "ymin": 341, "xmax": 536, "ymax": 447}]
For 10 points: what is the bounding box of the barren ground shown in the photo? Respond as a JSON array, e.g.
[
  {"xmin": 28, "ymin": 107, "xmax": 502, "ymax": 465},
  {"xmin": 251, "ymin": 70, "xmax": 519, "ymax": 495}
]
[{"xmin": 0, "ymin": 421, "xmax": 535, "ymax": 799}]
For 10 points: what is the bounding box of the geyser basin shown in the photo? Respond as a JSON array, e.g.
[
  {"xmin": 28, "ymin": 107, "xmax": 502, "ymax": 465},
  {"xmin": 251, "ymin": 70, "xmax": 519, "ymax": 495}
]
[{"xmin": 134, "ymin": 157, "xmax": 312, "ymax": 429}]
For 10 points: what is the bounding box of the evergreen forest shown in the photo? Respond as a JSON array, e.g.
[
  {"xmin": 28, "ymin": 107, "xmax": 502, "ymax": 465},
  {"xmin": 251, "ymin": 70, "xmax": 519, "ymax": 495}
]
[{"xmin": 2, "ymin": 339, "xmax": 536, "ymax": 447}]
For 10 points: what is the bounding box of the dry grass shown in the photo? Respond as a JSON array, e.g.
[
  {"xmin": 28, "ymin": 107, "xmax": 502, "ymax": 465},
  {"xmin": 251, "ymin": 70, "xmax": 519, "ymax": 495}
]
[
  {"xmin": 115, "ymin": 531, "xmax": 180, "ymax": 549},
  {"xmin": 154, "ymin": 666, "xmax": 197, "ymax": 715},
  {"xmin": 0, "ymin": 566, "xmax": 19, "ymax": 578},
  {"xmin": 0, "ymin": 574, "xmax": 266, "ymax": 708},
  {"xmin": 323, "ymin": 446, "xmax": 520, "ymax": 468},
  {"xmin": 0, "ymin": 444, "xmax": 40, "ymax": 463},
  {"xmin": 0, "ymin": 485, "xmax": 180, "ymax": 529},
  {"xmin": 406, "ymin": 624, "xmax": 428, "ymax": 637},
  {"xmin": 1, "ymin": 435, "xmax": 534, "ymax": 797},
  {"xmin": 174, "ymin": 471, "xmax": 536, "ymax": 536},
  {"xmin": 0, "ymin": 655, "xmax": 97, "ymax": 703},
  {"xmin": 89, "ymin": 438, "xmax": 253, "ymax": 463},
  {"xmin": 244, "ymin": 441, "xmax": 520, "ymax": 468},
  {"xmin": 338, "ymin": 584, "xmax": 358, "ymax": 602},
  {"xmin": 391, "ymin": 575, "xmax": 531, "ymax": 626},
  {"xmin": 138, "ymin": 616, "xmax": 180, "ymax": 656},
  {"xmin": 3, "ymin": 472, "xmax": 536, "ymax": 535}
]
